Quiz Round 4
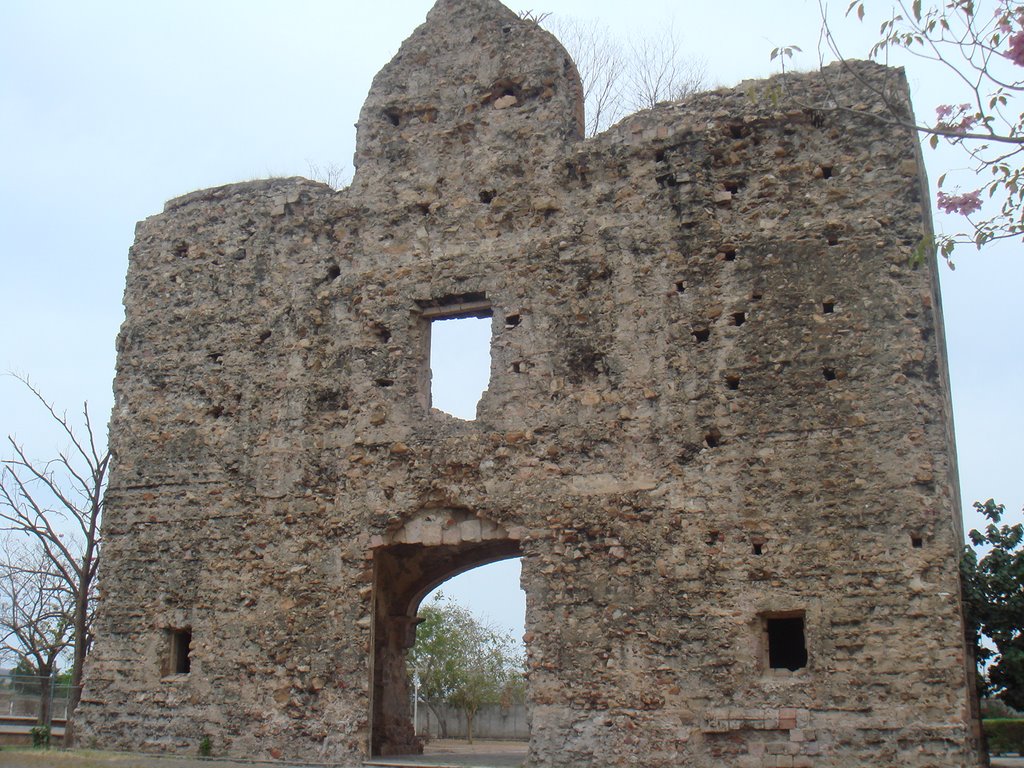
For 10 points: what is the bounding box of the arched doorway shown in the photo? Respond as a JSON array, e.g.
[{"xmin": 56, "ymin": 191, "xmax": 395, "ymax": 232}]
[{"xmin": 369, "ymin": 508, "xmax": 523, "ymax": 757}]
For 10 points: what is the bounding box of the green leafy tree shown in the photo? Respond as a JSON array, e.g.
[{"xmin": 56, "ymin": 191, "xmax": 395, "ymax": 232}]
[
  {"xmin": 961, "ymin": 499, "xmax": 1024, "ymax": 709},
  {"xmin": 409, "ymin": 593, "xmax": 524, "ymax": 743}
]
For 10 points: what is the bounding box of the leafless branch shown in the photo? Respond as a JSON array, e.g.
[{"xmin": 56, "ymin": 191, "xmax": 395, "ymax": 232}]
[
  {"xmin": 543, "ymin": 15, "xmax": 707, "ymax": 136},
  {"xmin": 0, "ymin": 374, "xmax": 107, "ymax": 713}
]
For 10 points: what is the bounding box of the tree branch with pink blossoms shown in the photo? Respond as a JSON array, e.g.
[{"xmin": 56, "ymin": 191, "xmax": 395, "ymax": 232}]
[{"xmin": 810, "ymin": 1, "xmax": 1024, "ymax": 265}]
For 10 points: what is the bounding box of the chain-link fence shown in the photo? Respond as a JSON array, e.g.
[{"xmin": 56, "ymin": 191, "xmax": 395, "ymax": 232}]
[{"xmin": 0, "ymin": 674, "xmax": 80, "ymax": 744}]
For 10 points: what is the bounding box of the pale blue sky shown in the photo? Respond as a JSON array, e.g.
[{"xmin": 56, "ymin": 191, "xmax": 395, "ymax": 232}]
[{"xmin": 1, "ymin": 1, "xmax": 1021, "ymax": 642}]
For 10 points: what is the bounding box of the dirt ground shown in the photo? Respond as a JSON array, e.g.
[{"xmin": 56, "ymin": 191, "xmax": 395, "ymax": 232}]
[
  {"xmin": 0, "ymin": 746, "xmax": 1017, "ymax": 768},
  {"xmin": 0, "ymin": 741, "xmax": 529, "ymax": 768}
]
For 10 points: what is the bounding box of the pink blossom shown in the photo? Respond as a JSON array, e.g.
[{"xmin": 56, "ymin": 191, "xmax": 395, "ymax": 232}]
[
  {"xmin": 937, "ymin": 190, "xmax": 983, "ymax": 216},
  {"xmin": 951, "ymin": 115, "xmax": 979, "ymax": 133},
  {"xmin": 995, "ymin": 1, "xmax": 1024, "ymax": 33},
  {"xmin": 997, "ymin": 7, "xmax": 1014, "ymax": 34},
  {"xmin": 935, "ymin": 104, "xmax": 978, "ymax": 134},
  {"xmin": 1007, "ymin": 30, "xmax": 1024, "ymax": 66}
]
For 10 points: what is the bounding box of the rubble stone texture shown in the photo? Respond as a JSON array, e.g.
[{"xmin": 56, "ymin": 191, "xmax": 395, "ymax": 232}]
[{"xmin": 77, "ymin": 0, "xmax": 986, "ymax": 765}]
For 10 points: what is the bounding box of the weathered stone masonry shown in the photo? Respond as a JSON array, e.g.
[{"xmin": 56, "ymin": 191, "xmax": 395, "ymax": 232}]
[{"xmin": 78, "ymin": 0, "xmax": 984, "ymax": 765}]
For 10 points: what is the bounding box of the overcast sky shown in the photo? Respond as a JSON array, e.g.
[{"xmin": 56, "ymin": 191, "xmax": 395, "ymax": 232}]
[{"xmin": 2, "ymin": 0, "xmax": 1021, "ymax": 641}]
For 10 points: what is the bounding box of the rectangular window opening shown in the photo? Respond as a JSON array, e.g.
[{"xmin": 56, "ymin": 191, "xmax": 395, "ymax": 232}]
[
  {"xmin": 764, "ymin": 613, "xmax": 807, "ymax": 672},
  {"xmin": 419, "ymin": 295, "xmax": 493, "ymax": 421},
  {"xmin": 167, "ymin": 628, "xmax": 192, "ymax": 675}
]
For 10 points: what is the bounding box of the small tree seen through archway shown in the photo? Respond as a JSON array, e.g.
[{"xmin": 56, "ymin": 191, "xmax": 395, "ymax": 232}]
[{"xmin": 410, "ymin": 591, "xmax": 525, "ymax": 744}]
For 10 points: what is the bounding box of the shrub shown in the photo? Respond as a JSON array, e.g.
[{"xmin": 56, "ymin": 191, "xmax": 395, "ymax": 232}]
[
  {"xmin": 198, "ymin": 735, "xmax": 212, "ymax": 757},
  {"xmin": 30, "ymin": 726, "xmax": 50, "ymax": 749},
  {"xmin": 985, "ymin": 719, "xmax": 1024, "ymax": 755},
  {"xmin": 981, "ymin": 698, "xmax": 1020, "ymax": 719}
]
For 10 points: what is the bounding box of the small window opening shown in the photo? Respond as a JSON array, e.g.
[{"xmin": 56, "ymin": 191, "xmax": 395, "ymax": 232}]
[
  {"xmin": 479, "ymin": 189, "xmax": 496, "ymax": 204},
  {"xmin": 729, "ymin": 124, "xmax": 745, "ymax": 139},
  {"xmin": 326, "ymin": 264, "xmax": 341, "ymax": 281},
  {"xmin": 752, "ymin": 541, "xmax": 764, "ymax": 556},
  {"xmin": 655, "ymin": 149, "xmax": 667, "ymax": 162},
  {"xmin": 258, "ymin": 330, "xmax": 272, "ymax": 343},
  {"xmin": 207, "ymin": 352, "xmax": 223, "ymax": 365},
  {"xmin": 820, "ymin": 165, "xmax": 834, "ymax": 179},
  {"xmin": 421, "ymin": 296, "xmax": 493, "ymax": 420},
  {"xmin": 383, "ymin": 108, "xmax": 401, "ymax": 127},
  {"xmin": 675, "ymin": 280, "xmax": 687, "ymax": 294},
  {"xmin": 732, "ymin": 312, "xmax": 746, "ymax": 326},
  {"xmin": 911, "ymin": 535, "xmax": 924, "ymax": 549},
  {"xmin": 765, "ymin": 615, "xmax": 807, "ymax": 671},
  {"xmin": 822, "ymin": 366, "xmax": 837, "ymax": 381},
  {"xmin": 726, "ymin": 374, "xmax": 741, "ymax": 391},
  {"xmin": 724, "ymin": 180, "xmax": 743, "ymax": 194},
  {"xmin": 822, "ymin": 301, "xmax": 834, "ymax": 314},
  {"xmin": 168, "ymin": 628, "xmax": 192, "ymax": 675},
  {"xmin": 750, "ymin": 290, "xmax": 763, "ymax": 301},
  {"xmin": 704, "ymin": 428, "xmax": 721, "ymax": 448},
  {"xmin": 722, "ymin": 249, "xmax": 737, "ymax": 261},
  {"xmin": 826, "ymin": 234, "xmax": 840, "ymax": 246},
  {"xmin": 692, "ymin": 326, "xmax": 710, "ymax": 344},
  {"xmin": 504, "ymin": 313, "xmax": 521, "ymax": 328}
]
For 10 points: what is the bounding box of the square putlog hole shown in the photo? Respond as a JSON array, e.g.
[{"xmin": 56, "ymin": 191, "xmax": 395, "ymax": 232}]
[{"xmin": 764, "ymin": 614, "xmax": 807, "ymax": 672}]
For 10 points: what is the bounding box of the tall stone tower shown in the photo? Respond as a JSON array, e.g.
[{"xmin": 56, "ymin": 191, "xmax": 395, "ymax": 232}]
[{"xmin": 78, "ymin": 0, "xmax": 984, "ymax": 765}]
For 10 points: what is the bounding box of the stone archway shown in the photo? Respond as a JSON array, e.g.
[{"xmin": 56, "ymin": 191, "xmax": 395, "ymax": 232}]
[{"xmin": 369, "ymin": 509, "xmax": 523, "ymax": 757}]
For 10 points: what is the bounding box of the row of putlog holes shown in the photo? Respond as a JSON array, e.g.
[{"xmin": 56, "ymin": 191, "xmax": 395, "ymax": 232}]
[
  {"xmin": 679, "ymin": 296, "xmax": 838, "ymax": 396},
  {"xmin": 695, "ymin": 299, "xmax": 839, "ymax": 451}
]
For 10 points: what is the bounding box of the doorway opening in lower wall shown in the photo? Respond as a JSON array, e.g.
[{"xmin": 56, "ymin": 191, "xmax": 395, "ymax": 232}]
[{"xmin": 368, "ymin": 508, "xmax": 529, "ymax": 766}]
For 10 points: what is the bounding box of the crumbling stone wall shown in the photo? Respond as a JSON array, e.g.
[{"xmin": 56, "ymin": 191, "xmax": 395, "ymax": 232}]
[{"xmin": 77, "ymin": 0, "xmax": 984, "ymax": 765}]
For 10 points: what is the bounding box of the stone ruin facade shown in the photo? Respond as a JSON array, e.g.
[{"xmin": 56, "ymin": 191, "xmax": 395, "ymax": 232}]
[{"xmin": 78, "ymin": 0, "xmax": 985, "ymax": 765}]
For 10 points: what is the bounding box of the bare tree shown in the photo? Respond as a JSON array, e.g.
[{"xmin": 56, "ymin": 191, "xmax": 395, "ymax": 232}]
[
  {"xmin": 0, "ymin": 376, "xmax": 108, "ymax": 716},
  {"xmin": 542, "ymin": 16, "xmax": 629, "ymax": 136},
  {"xmin": 305, "ymin": 159, "xmax": 349, "ymax": 190},
  {"xmin": 0, "ymin": 538, "xmax": 75, "ymax": 726},
  {"xmin": 625, "ymin": 23, "xmax": 708, "ymax": 113},
  {"xmin": 538, "ymin": 14, "xmax": 707, "ymax": 136}
]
